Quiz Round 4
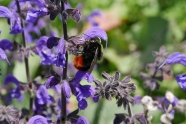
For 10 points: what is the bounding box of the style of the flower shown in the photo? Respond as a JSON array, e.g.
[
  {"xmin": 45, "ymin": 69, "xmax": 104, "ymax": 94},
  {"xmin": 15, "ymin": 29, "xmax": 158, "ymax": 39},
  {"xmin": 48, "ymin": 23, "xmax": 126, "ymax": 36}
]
[
  {"xmin": 0, "ymin": 6, "xmax": 23, "ymax": 34},
  {"xmin": 0, "ymin": 104, "xmax": 21, "ymax": 123},
  {"xmin": 4, "ymin": 74, "xmax": 23, "ymax": 102},
  {"xmin": 28, "ymin": 115, "xmax": 48, "ymax": 124}
]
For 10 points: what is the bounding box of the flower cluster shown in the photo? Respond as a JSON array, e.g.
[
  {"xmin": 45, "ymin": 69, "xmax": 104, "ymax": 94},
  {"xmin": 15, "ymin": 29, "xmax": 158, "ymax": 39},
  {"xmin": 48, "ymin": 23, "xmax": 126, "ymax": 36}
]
[
  {"xmin": 1, "ymin": 0, "xmax": 186, "ymax": 124},
  {"xmin": 140, "ymin": 46, "xmax": 172, "ymax": 93}
]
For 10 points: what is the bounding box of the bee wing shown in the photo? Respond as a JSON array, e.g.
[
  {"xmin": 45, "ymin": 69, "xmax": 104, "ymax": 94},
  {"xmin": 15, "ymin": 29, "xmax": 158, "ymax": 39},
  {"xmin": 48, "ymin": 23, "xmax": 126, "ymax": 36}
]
[
  {"xmin": 88, "ymin": 48, "xmax": 98, "ymax": 74},
  {"xmin": 68, "ymin": 36, "xmax": 85, "ymax": 46}
]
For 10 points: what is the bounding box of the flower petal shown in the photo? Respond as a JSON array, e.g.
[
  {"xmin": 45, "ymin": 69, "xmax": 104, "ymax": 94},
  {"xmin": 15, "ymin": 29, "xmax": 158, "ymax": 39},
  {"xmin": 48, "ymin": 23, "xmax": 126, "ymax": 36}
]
[
  {"xmin": 18, "ymin": 0, "xmax": 46, "ymax": 8},
  {"xmin": 53, "ymin": 53, "xmax": 66, "ymax": 67},
  {"xmin": 166, "ymin": 52, "xmax": 186, "ymax": 66},
  {"xmin": 45, "ymin": 76, "xmax": 59, "ymax": 88},
  {"xmin": 175, "ymin": 74, "xmax": 186, "ymax": 90},
  {"xmin": 47, "ymin": 37, "xmax": 60, "ymax": 49},
  {"xmin": 56, "ymin": 38, "xmax": 66, "ymax": 54},
  {"xmin": 0, "ymin": 6, "xmax": 12, "ymax": 18},
  {"xmin": 83, "ymin": 27, "xmax": 108, "ymax": 41},
  {"xmin": 26, "ymin": 9, "xmax": 48, "ymax": 23},
  {"xmin": 36, "ymin": 85, "xmax": 54, "ymax": 105},
  {"xmin": 0, "ymin": 39, "xmax": 13, "ymax": 51},
  {"xmin": 66, "ymin": 9, "xmax": 81, "ymax": 22},
  {"xmin": 4, "ymin": 74, "xmax": 22, "ymax": 99},
  {"xmin": 62, "ymin": 80, "xmax": 71, "ymax": 98},
  {"xmin": 73, "ymin": 71, "xmax": 94, "ymax": 84},
  {"xmin": 77, "ymin": 116, "xmax": 89, "ymax": 124},
  {"xmin": 28, "ymin": 115, "xmax": 48, "ymax": 124},
  {"xmin": 9, "ymin": 17, "xmax": 23, "ymax": 34},
  {"xmin": 0, "ymin": 48, "xmax": 10, "ymax": 64},
  {"xmin": 78, "ymin": 99, "xmax": 87, "ymax": 110}
]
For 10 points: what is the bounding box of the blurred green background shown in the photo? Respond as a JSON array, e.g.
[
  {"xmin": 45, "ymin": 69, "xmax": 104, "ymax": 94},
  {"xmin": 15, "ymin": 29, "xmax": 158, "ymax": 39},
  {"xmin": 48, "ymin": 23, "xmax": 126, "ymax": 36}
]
[{"xmin": 1, "ymin": 0, "xmax": 186, "ymax": 123}]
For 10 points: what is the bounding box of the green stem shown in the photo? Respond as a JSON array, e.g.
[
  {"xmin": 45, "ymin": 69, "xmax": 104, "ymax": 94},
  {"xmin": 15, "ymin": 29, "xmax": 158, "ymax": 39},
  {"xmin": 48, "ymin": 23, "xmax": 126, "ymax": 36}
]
[
  {"xmin": 92, "ymin": 99, "xmax": 104, "ymax": 124},
  {"xmin": 15, "ymin": 0, "xmax": 32, "ymax": 117},
  {"xmin": 60, "ymin": 0, "xmax": 68, "ymax": 124}
]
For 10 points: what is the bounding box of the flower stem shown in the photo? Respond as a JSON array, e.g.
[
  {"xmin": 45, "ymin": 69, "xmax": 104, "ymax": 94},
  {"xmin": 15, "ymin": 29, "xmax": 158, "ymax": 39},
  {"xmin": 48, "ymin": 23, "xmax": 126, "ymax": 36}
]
[
  {"xmin": 60, "ymin": 0, "xmax": 68, "ymax": 123},
  {"xmin": 127, "ymin": 103, "xmax": 132, "ymax": 117},
  {"xmin": 144, "ymin": 107, "xmax": 150, "ymax": 124},
  {"xmin": 15, "ymin": 0, "xmax": 32, "ymax": 117}
]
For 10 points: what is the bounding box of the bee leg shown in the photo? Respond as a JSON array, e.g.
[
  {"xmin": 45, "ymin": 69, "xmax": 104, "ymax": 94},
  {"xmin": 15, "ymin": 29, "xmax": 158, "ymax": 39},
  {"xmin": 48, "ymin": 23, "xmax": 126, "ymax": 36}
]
[{"xmin": 88, "ymin": 48, "xmax": 98, "ymax": 74}]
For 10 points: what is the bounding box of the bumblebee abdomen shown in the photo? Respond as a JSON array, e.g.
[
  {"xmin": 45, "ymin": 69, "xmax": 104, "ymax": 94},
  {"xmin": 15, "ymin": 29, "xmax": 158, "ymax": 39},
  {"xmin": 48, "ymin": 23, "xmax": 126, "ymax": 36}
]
[{"xmin": 73, "ymin": 56, "xmax": 91, "ymax": 71}]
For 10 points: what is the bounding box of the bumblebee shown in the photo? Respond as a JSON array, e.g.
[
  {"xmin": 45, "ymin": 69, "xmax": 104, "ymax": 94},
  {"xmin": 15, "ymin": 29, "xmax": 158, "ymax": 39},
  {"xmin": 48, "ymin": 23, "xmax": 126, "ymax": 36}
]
[{"xmin": 67, "ymin": 37, "xmax": 103, "ymax": 72}]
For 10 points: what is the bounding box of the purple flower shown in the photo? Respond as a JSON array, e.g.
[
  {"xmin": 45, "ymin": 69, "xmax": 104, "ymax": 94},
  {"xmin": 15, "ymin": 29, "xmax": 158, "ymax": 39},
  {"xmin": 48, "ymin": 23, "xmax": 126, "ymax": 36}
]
[
  {"xmin": 34, "ymin": 36, "xmax": 55, "ymax": 65},
  {"xmin": 0, "ymin": 6, "xmax": 23, "ymax": 34},
  {"xmin": 87, "ymin": 9, "xmax": 102, "ymax": 27},
  {"xmin": 4, "ymin": 74, "xmax": 23, "ymax": 101},
  {"xmin": 166, "ymin": 52, "xmax": 186, "ymax": 66},
  {"xmin": 65, "ymin": 9, "xmax": 81, "ymax": 22},
  {"xmin": 28, "ymin": 115, "xmax": 48, "ymax": 124},
  {"xmin": 25, "ymin": 19, "xmax": 47, "ymax": 43},
  {"xmin": 47, "ymin": 37, "xmax": 60, "ymax": 49},
  {"xmin": 45, "ymin": 76, "xmax": 59, "ymax": 88},
  {"xmin": 77, "ymin": 116, "xmax": 89, "ymax": 124},
  {"xmin": 134, "ymin": 95, "xmax": 142, "ymax": 104},
  {"xmin": 36, "ymin": 85, "xmax": 54, "ymax": 105},
  {"xmin": 0, "ymin": 48, "xmax": 10, "ymax": 64},
  {"xmin": 26, "ymin": 8, "xmax": 48, "ymax": 23},
  {"xmin": 73, "ymin": 71, "xmax": 94, "ymax": 84},
  {"xmin": 70, "ymin": 82, "xmax": 96, "ymax": 110},
  {"xmin": 18, "ymin": 0, "xmax": 46, "ymax": 8},
  {"xmin": 164, "ymin": 91, "xmax": 179, "ymax": 106},
  {"xmin": 45, "ymin": 72, "xmax": 71, "ymax": 98},
  {"xmin": 19, "ymin": 0, "xmax": 48, "ymax": 23},
  {"xmin": 52, "ymin": 38, "xmax": 66, "ymax": 67},
  {"xmin": 82, "ymin": 27, "xmax": 108, "ymax": 41},
  {"xmin": 53, "ymin": 53, "xmax": 66, "ymax": 67},
  {"xmin": 62, "ymin": 80, "xmax": 71, "ymax": 98},
  {"xmin": 0, "ymin": 39, "xmax": 13, "ymax": 51},
  {"xmin": 175, "ymin": 74, "xmax": 186, "ymax": 90}
]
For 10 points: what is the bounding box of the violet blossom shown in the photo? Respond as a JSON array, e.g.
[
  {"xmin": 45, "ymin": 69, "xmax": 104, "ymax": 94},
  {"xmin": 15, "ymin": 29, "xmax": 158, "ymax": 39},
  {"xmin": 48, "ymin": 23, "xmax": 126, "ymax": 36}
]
[
  {"xmin": 4, "ymin": 74, "xmax": 23, "ymax": 102},
  {"xmin": 28, "ymin": 115, "xmax": 48, "ymax": 124},
  {"xmin": 165, "ymin": 52, "xmax": 186, "ymax": 90},
  {"xmin": 0, "ymin": 6, "xmax": 23, "ymax": 34}
]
